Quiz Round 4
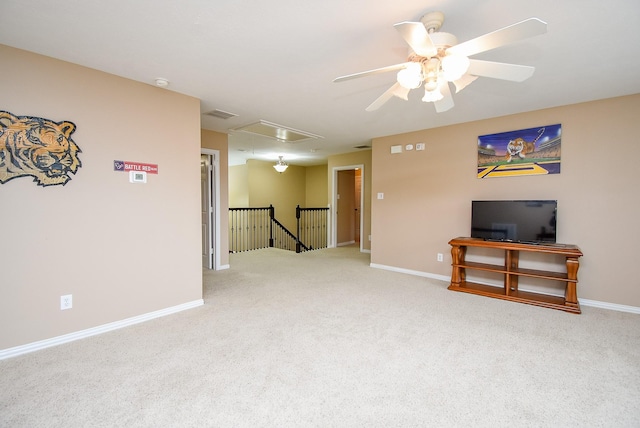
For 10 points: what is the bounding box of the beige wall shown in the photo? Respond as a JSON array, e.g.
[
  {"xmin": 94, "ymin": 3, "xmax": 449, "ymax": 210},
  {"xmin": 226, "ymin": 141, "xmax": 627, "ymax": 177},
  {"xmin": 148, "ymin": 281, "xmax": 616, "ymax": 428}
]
[
  {"xmin": 229, "ymin": 164, "xmax": 249, "ymax": 207},
  {"xmin": 0, "ymin": 45, "xmax": 203, "ymax": 350},
  {"xmin": 230, "ymin": 162, "xmax": 328, "ymax": 209},
  {"xmin": 305, "ymin": 165, "xmax": 329, "ymax": 207},
  {"xmin": 201, "ymin": 130, "xmax": 230, "ymax": 267},
  {"xmin": 328, "ymin": 150, "xmax": 372, "ymax": 251},
  {"xmin": 371, "ymin": 94, "xmax": 640, "ymax": 307},
  {"xmin": 247, "ymin": 159, "xmax": 306, "ymax": 231},
  {"xmin": 229, "ymin": 160, "xmax": 329, "ymax": 232}
]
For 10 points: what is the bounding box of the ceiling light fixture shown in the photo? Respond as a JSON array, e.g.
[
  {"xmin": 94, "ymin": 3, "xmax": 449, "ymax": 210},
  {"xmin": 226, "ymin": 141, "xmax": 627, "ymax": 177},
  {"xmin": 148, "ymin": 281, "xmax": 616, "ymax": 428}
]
[{"xmin": 273, "ymin": 156, "xmax": 288, "ymax": 173}]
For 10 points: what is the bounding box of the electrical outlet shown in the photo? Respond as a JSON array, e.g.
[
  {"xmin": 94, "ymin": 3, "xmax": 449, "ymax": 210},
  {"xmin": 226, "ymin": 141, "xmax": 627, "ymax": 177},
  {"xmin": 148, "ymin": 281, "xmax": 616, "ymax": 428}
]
[
  {"xmin": 437, "ymin": 253, "xmax": 444, "ymax": 262},
  {"xmin": 60, "ymin": 294, "xmax": 73, "ymax": 310}
]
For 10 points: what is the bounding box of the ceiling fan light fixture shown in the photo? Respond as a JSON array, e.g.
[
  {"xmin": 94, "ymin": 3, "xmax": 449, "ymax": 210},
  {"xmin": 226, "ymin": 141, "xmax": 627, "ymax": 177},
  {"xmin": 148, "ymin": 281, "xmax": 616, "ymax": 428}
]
[
  {"xmin": 333, "ymin": 12, "xmax": 547, "ymax": 113},
  {"xmin": 441, "ymin": 54, "xmax": 470, "ymax": 81},
  {"xmin": 422, "ymin": 87, "xmax": 444, "ymax": 103},
  {"xmin": 396, "ymin": 62, "xmax": 423, "ymax": 89},
  {"xmin": 273, "ymin": 156, "xmax": 288, "ymax": 173},
  {"xmin": 424, "ymin": 78, "xmax": 439, "ymax": 92}
]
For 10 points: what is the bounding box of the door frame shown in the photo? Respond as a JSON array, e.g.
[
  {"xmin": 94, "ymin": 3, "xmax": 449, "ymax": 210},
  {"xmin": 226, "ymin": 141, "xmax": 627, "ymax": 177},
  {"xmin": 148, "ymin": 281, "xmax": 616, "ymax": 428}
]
[
  {"xmin": 331, "ymin": 164, "xmax": 364, "ymax": 252},
  {"xmin": 201, "ymin": 149, "xmax": 222, "ymax": 270}
]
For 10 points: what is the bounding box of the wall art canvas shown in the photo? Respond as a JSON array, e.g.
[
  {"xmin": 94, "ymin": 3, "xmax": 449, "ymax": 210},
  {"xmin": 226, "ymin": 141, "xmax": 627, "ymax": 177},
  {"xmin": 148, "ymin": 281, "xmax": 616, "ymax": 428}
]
[
  {"xmin": 0, "ymin": 110, "xmax": 81, "ymax": 186},
  {"xmin": 477, "ymin": 124, "xmax": 561, "ymax": 179}
]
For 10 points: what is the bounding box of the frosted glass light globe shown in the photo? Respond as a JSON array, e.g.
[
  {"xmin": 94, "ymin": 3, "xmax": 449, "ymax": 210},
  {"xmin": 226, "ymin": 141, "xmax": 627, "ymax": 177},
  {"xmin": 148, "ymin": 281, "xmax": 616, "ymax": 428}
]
[
  {"xmin": 397, "ymin": 62, "xmax": 423, "ymax": 89},
  {"xmin": 441, "ymin": 54, "xmax": 470, "ymax": 81}
]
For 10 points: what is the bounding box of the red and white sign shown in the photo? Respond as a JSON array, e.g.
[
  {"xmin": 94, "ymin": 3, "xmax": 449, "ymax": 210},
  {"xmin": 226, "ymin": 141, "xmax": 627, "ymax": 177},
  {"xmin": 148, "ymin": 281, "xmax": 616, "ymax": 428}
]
[{"xmin": 114, "ymin": 160, "xmax": 158, "ymax": 174}]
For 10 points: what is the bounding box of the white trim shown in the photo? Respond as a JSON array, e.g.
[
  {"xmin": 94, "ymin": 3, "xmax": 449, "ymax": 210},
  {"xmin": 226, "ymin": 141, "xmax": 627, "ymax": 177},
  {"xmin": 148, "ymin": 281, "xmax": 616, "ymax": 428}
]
[
  {"xmin": 331, "ymin": 164, "xmax": 365, "ymax": 252},
  {"xmin": 203, "ymin": 149, "xmax": 221, "ymax": 269},
  {"xmin": 201, "ymin": 149, "xmax": 221, "ymax": 270},
  {"xmin": 0, "ymin": 299, "xmax": 204, "ymax": 360},
  {"xmin": 578, "ymin": 298, "xmax": 640, "ymax": 314},
  {"xmin": 337, "ymin": 240, "xmax": 356, "ymax": 247},
  {"xmin": 369, "ymin": 263, "xmax": 640, "ymax": 314},
  {"xmin": 370, "ymin": 263, "xmax": 451, "ymax": 282},
  {"xmin": 218, "ymin": 264, "xmax": 230, "ymax": 270}
]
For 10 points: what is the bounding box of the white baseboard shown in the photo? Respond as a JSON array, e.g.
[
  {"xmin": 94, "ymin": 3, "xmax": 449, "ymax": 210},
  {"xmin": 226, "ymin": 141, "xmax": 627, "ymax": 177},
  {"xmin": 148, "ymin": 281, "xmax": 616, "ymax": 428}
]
[
  {"xmin": 337, "ymin": 240, "xmax": 356, "ymax": 247},
  {"xmin": 0, "ymin": 299, "xmax": 204, "ymax": 360},
  {"xmin": 578, "ymin": 298, "xmax": 640, "ymax": 314},
  {"xmin": 370, "ymin": 263, "xmax": 450, "ymax": 282},
  {"xmin": 217, "ymin": 264, "xmax": 230, "ymax": 270},
  {"xmin": 369, "ymin": 263, "xmax": 640, "ymax": 314}
]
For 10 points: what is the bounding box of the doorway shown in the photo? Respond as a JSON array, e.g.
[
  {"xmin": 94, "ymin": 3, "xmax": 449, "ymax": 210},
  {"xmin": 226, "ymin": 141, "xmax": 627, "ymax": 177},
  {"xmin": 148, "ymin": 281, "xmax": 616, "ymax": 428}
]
[
  {"xmin": 201, "ymin": 149, "xmax": 221, "ymax": 269},
  {"xmin": 332, "ymin": 165, "xmax": 364, "ymax": 251}
]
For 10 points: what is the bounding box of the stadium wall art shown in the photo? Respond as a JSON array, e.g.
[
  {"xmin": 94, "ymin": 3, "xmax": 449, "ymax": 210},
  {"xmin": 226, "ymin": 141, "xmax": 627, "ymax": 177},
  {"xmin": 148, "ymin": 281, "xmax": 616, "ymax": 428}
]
[
  {"xmin": 0, "ymin": 110, "xmax": 82, "ymax": 187},
  {"xmin": 477, "ymin": 124, "xmax": 561, "ymax": 179}
]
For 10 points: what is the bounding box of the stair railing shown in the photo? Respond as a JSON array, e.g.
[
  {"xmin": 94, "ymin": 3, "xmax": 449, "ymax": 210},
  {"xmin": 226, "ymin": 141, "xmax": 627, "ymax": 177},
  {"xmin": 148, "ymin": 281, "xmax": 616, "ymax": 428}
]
[
  {"xmin": 228, "ymin": 206, "xmax": 272, "ymax": 253},
  {"xmin": 229, "ymin": 204, "xmax": 329, "ymax": 253},
  {"xmin": 296, "ymin": 205, "xmax": 329, "ymax": 252}
]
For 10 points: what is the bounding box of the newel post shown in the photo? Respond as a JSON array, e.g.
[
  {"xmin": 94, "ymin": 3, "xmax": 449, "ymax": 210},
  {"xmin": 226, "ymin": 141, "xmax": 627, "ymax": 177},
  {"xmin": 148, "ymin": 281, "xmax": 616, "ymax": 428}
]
[
  {"xmin": 295, "ymin": 205, "xmax": 302, "ymax": 253},
  {"xmin": 268, "ymin": 204, "xmax": 275, "ymax": 247}
]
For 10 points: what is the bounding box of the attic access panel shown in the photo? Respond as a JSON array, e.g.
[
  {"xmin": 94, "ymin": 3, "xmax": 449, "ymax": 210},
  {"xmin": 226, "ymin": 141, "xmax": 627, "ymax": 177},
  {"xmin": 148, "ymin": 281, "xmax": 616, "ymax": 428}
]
[{"xmin": 233, "ymin": 120, "xmax": 322, "ymax": 143}]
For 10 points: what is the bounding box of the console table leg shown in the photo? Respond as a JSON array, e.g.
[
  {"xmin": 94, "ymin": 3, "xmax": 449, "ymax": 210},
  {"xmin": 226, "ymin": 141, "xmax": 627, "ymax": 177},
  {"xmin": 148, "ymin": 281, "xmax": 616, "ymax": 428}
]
[
  {"xmin": 505, "ymin": 250, "xmax": 519, "ymax": 295},
  {"xmin": 565, "ymin": 257, "xmax": 580, "ymax": 305},
  {"xmin": 450, "ymin": 245, "xmax": 465, "ymax": 287}
]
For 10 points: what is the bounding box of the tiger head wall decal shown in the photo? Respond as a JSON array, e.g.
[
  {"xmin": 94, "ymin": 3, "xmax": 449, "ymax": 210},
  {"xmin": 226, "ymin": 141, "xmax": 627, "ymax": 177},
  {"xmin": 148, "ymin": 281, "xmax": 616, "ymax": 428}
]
[{"xmin": 0, "ymin": 110, "xmax": 82, "ymax": 186}]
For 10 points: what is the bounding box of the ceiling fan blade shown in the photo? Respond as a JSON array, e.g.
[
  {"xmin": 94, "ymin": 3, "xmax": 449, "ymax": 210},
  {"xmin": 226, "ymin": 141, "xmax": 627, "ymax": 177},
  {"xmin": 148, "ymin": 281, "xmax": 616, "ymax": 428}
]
[
  {"xmin": 447, "ymin": 18, "xmax": 547, "ymax": 58},
  {"xmin": 453, "ymin": 74, "xmax": 479, "ymax": 93},
  {"xmin": 334, "ymin": 62, "xmax": 411, "ymax": 83},
  {"xmin": 394, "ymin": 21, "xmax": 437, "ymax": 57},
  {"xmin": 366, "ymin": 83, "xmax": 405, "ymax": 111},
  {"xmin": 468, "ymin": 59, "xmax": 535, "ymax": 82},
  {"xmin": 434, "ymin": 81, "xmax": 454, "ymax": 113}
]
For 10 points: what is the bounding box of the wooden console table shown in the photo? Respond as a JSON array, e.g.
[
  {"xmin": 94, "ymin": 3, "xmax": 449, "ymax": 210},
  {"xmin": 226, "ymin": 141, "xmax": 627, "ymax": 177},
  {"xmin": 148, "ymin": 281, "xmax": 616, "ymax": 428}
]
[{"xmin": 448, "ymin": 237, "xmax": 583, "ymax": 314}]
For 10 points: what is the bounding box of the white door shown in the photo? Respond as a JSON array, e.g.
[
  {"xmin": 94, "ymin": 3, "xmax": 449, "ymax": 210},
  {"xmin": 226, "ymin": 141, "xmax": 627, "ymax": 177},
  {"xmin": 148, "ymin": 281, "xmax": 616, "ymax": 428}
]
[{"xmin": 200, "ymin": 153, "xmax": 216, "ymax": 269}]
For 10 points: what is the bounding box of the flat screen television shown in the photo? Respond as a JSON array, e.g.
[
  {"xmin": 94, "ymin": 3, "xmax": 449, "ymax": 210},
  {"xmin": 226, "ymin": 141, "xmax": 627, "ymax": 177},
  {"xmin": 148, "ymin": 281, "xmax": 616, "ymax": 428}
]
[{"xmin": 471, "ymin": 200, "xmax": 557, "ymax": 244}]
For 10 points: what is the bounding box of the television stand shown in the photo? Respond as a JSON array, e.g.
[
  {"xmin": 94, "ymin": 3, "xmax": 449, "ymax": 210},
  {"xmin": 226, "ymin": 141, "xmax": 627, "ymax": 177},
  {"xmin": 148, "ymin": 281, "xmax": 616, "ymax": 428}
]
[{"xmin": 448, "ymin": 237, "xmax": 583, "ymax": 314}]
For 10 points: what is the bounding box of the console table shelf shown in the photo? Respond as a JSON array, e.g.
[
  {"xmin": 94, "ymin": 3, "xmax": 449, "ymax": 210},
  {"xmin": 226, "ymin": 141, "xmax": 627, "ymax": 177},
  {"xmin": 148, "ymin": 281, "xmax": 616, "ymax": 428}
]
[{"xmin": 448, "ymin": 237, "xmax": 583, "ymax": 314}]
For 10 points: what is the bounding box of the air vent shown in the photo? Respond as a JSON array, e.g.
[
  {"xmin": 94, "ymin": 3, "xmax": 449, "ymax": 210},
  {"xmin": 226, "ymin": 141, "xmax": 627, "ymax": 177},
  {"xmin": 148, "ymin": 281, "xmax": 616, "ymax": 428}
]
[
  {"xmin": 204, "ymin": 109, "xmax": 238, "ymax": 120},
  {"xmin": 354, "ymin": 145, "xmax": 371, "ymax": 149}
]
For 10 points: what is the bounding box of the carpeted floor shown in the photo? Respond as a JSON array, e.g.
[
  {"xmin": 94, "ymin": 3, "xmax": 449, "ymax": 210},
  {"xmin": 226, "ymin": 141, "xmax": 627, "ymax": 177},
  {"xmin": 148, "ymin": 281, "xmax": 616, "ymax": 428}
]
[{"xmin": 1, "ymin": 246, "xmax": 639, "ymax": 427}]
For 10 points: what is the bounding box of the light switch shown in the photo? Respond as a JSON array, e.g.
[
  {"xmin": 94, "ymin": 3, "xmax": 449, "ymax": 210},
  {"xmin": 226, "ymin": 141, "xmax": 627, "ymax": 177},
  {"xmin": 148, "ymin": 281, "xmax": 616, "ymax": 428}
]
[{"xmin": 377, "ymin": 193, "xmax": 384, "ymax": 200}]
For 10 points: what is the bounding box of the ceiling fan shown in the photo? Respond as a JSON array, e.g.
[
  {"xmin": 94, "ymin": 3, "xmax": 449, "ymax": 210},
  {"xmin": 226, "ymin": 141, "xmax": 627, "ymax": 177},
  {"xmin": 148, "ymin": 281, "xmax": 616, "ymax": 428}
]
[{"xmin": 334, "ymin": 12, "xmax": 547, "ymax": 112}]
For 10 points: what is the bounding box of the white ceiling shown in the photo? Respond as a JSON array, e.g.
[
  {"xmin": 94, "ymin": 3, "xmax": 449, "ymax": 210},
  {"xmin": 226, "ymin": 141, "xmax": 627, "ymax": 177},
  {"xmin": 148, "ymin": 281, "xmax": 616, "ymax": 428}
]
[{"xmin": 2, "ymin": 0, "xmax": 639, "ymax": 166}]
